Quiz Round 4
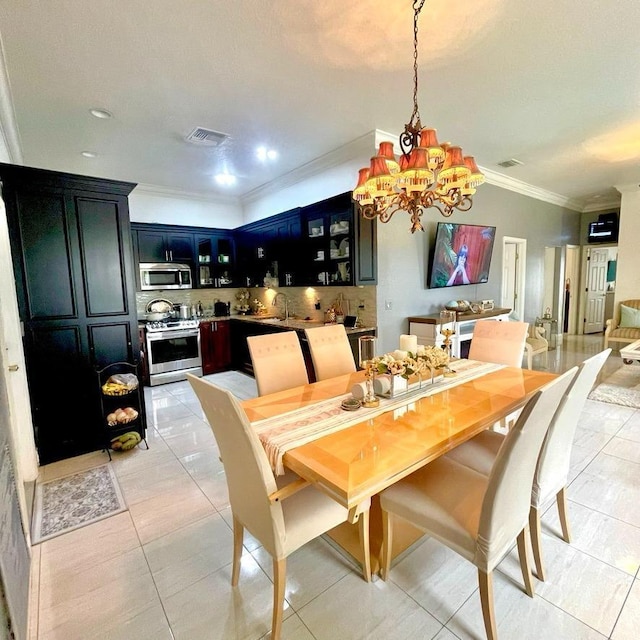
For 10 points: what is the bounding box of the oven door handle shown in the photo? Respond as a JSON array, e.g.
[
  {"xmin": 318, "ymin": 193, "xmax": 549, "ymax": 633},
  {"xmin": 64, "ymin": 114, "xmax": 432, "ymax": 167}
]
[{"xmin": 147, "ymin": 329, "xmax": 200, "ymax": 341}]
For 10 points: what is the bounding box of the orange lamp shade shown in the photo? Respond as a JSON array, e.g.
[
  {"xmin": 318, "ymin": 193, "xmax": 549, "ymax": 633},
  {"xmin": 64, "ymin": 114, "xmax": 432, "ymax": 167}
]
[
  {"xmin": 439, "ymin": 146, "xmax": 471, "ymax": 185},
  {"xmin": 353, "ymin": 167, "xmax": 373, "ymax": 204},
  {"xmin": 398, "ymin": 147, "xmax": 434, "ymax": 193},
  {"xmin": 378, "ymin": 141, "xmax": 400, "ymax": 174},
  {"xmin": 463, "ymin": 156, "xmax": 485, "ymax": 187},
  {"xmin": 365, "ymin": 156, "xmax": 394, "ymax": 197}
]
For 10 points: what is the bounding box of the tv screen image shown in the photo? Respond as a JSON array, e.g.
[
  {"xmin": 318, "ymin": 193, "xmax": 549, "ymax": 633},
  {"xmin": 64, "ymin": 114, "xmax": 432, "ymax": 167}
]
[{"xmin": 429, "ymin": 222, "xmax": 496, "ymax": 288}]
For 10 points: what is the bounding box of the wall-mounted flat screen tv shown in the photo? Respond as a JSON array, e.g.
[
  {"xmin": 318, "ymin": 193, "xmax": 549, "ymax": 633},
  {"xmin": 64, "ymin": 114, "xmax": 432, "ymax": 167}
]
[{"xmin": 429, "ymin": 222, "xmax": 496, "ymax": 288}]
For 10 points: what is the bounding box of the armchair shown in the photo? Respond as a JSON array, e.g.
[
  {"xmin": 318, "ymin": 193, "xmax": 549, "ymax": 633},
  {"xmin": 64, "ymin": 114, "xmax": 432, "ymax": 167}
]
[
  {"xmin": 524, "ymin": 325, "xmax": 549, "ymax": 370},
  {"xmin": 604, "ymin": 299, "xmax": 640, "ymax": 349}
]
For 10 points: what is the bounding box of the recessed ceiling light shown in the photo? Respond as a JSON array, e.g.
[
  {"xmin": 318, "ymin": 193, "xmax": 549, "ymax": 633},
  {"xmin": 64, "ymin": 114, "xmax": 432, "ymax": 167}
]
[
  {"xmin": 256, "ymin": 146, "xmax": 278, "ymax": 161},
  {"xmin": 89, "ymin": 108, "xmax": 113, "ymax": 119},
  {"xmin": 81, "ymin": 151, "xmax": 97, "ymax": 158},
  {"xmin": 214, "ymin": 172, "xmax": 236, "ymax": 186}
]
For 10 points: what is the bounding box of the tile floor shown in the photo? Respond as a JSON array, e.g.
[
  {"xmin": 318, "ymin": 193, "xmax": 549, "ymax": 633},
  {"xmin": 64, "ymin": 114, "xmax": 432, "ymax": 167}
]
[{"xmin": 28, "ymin": 336, "xmax": 640, "ymax": 639}]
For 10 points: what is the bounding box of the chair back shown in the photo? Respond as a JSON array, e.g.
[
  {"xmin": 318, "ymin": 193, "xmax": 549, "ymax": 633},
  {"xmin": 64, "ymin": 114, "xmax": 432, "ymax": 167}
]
[
  {"xmin": 532, "ymin": 349, "xmax": 611, "ymax": 507},
  {"xmin": 468, "ymin": 320, "xmax": 529, "ymax": 367},
  {"xmin": 187, "ymin": 374, "xmax": 286, "ymax": 557},
  {"xmin": 304, "ymin": 324, "xmax": 356, "ymax": 381},
  {"xmin": 475, "ymin": 367, "xmax": 577, "ymax": 570},
  {"xmin": 247, "ymin": 331, "xmax": 309, "ymax": 396}
]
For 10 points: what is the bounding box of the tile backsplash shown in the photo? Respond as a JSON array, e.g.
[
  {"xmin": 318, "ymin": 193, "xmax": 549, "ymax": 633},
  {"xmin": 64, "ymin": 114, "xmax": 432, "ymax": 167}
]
[{"xmin": 137, "ymin": 285, "xmax": 377, "ymax": 328}]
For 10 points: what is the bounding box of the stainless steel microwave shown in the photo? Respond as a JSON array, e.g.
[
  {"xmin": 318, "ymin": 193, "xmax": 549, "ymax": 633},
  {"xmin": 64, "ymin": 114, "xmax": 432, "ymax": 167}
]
[{"xmin": 139, "ymin": 263, "xmax": 192, "ymax": 290}]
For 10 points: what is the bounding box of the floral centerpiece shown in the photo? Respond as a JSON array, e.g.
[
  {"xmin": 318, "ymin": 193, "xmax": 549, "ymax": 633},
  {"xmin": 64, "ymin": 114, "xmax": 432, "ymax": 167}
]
[{"xmin": 371, "ymin": 345, "xmax": 450, "ymax": 396}]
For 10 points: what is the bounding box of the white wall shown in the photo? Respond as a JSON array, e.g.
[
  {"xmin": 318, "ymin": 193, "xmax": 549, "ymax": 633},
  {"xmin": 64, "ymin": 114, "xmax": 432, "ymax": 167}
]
[
  {"xmin": 615, "ymin": 186, "xmax": 640, "ymax": 305},
  {"xmin": 129, "ymin": 189, "xmax": 243, "ymax": 228}
]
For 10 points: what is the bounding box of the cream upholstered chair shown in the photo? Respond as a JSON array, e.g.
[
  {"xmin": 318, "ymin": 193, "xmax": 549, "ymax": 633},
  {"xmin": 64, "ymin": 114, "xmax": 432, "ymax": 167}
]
[
  {"xmin": 604, "ymin": 299, "xmax": 640, "ymax": 349},
  {"xmin": 468, "ymin": 319, "xmax": 529, "ymax": 367},
  {"xmin": 187, "ymin": 375, "xmax": 371, "ymax": 640},
  {"xmin": 304, "ymin": 324, "xmax": 356, "ymax": 381},
  {"xmin": 446, "ymin": 349, "xmax": 610, "ymax": 581},
  {"xmin": 379, "ymin": 368, "xmax": 576, "ymax": 640},
  {"xmin": 524, "ymin": 325, "xmax": 549, "ymax": 370},
  {"xmin": 247, "ymin": 331, "xmax": 309, "ymax": 396}
]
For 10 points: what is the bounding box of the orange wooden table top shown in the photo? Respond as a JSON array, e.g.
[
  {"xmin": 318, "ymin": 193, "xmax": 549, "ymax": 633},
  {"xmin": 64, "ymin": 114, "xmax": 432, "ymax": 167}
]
[{"xmin": 243, "ymin": 367, "xmax": 556, "ymax": 512}]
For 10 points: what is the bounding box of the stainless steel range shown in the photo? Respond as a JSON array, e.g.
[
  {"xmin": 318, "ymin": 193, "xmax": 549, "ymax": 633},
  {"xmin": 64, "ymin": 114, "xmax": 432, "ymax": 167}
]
[{"xmin": 145, "ymin": 319, "xmax": 202, "ymax": 386}]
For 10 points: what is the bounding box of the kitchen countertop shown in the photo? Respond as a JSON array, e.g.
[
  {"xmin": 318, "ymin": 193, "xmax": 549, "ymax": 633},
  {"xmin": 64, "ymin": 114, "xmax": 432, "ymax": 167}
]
[
  {"xmin": 230, "ymin": 315, "xmax": 376, "ymax": 334},
  {"xmin": 139, "ymin": 315, "xmax": 375, "ymax": 334}
]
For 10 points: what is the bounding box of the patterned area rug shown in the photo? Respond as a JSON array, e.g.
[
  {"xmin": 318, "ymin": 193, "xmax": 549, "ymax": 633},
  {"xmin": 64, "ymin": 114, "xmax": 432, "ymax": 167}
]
[
  {"xmin": 588, "ymin": 363, "xmax": 640, "ymax": 409},
  {"xmin": 31, "ymin": 464, "xmax": 127, "ymax": 544}
]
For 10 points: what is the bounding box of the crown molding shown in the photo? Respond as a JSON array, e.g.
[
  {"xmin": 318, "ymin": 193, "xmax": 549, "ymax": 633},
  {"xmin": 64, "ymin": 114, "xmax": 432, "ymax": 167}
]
[
  {"xmin": 133, "ymin": 182, "xmax": 239, "ymax": 205},
  {"xmin": 0, "ymin": 33, "xmax": 23, "ymax": 163},
  {"xmin": 582, "ymin": 198, "xmax": 621, "ymax": 213},
  {"xmin": 241, "ymin": 132, "xmax": 375, "ymax": 205},
  {"xmin": 615, "ymin": 183, "xmax": 640, "ymax": 195},
  {"xmin": 478, "ymin": 167, "xmax": 584, "ymax": 212}
]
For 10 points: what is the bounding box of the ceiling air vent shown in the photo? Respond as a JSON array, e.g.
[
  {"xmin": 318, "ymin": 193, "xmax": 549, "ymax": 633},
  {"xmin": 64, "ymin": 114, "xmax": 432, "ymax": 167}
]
[
  {"xmin": 497, "ymin": 158, "xmax": 524, "ymax": 168},
  {"xmin": 185, "ymin": 127, "xmax": 229, "ymax": 146}
]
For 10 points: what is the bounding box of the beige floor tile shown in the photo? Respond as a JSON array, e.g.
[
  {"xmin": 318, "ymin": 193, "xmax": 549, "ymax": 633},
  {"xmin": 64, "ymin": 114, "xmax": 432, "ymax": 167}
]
[
  {"xmin": 162, "ymin": 422, "xmax": 217, "ymax": 458},
  {"xmin": 86, "ymin": 603, "xmax": 173, "ymax": 640},
  {"xmin": 616, "ymin": 412, "xmax": 640, "ymax": 443},
  {"xmin": 110, "ymin": 428, "xmax": 175, "ymax": 478},
  {"xmin": 251, "ymin": 537, "xmax": 354, "ymax": 610},
  {"xmin": 499, "ymin": 535, "xmax": 632, "ymax": 636},
  {"xmin": 602, "ymin": 436, "xmax": 640, "ymax": 464},
  {"xmin": 611, "ymin": 578, "xmax": 640, "ymax": 639},
  {"xmin": 218, "ymin": 506, "xmax": 261, "ymax": 552},
  {"xmin": 383, "ymin": 536, "xmax": 479, "ymax": 625},
  {"xmin": 117, "ymin": 456, "xmax": 194, "ymax": 506},
  {"xmin": 297, "ymin": 571, "xmax": 442, "ymax": 640},
  {"xmin": 153, "ymin": 412, "xmax": 210, "ymax": 439},
  {"xmin": 179, "ymin": 451, "xmax": 230, "ymax": 510},
  {"xmin": 40, "ymin": 451, "xmax": 109, "ymax": 482},
  {"xmin": 570, "ymin": 453, "xmax": 640, "ymax": 527},
  {"xmin": 163, "ymin": 554, "xmax": 290, "ymax": 640},
  {"xmin": 38, "ymin": 512, "xmax": 139, "ymax": 586},
  {"xmin": 434, "ymin": 628, "xmax": 460, "ymax": 640},
  {"xmin": 38, "ymin": 548, "xmax": 160, "ymax": 640},
  {"xmin": 128, "ymin": 481, "xmax": 215, "ymax": 544},
  {"xmin": 446, "ymin": 568, "xmax": 607, "ymax": 640},
  {"xmin": 542, "ymin": 499, "xmax": 640, "ymax": 575},
  {"xmin": 147, "ymin": 399, "xmax": 197, "ymax": 428},
  {"xmin": 144, "ymin": 513, "xmax": 233, "ymax": 599}
]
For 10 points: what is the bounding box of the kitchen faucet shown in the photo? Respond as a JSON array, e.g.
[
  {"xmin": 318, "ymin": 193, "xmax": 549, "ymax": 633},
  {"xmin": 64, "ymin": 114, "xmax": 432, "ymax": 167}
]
[{"xmin": 272, "ymin": 292, "xmax": 289, "ymax": 320}]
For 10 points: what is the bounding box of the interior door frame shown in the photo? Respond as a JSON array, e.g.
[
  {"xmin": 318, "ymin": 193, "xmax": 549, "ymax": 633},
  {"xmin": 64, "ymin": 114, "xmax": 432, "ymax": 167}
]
[{"xmin": 502, "ymin": 236, "xmax": 527, "ymax": 321}]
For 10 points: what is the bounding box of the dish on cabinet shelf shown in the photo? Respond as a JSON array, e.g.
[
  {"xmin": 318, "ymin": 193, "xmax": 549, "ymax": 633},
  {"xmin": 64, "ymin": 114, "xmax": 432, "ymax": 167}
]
[{"xmin": 339, "ymin": 238, "xmax": 350, "ymax": 257}]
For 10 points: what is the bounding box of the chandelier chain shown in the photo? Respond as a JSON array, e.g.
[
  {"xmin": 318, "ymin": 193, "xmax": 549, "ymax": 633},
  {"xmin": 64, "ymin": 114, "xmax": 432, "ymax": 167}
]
[{"xmin": 410, "ymin": 0, "xmax": 426, "ymax": 130}]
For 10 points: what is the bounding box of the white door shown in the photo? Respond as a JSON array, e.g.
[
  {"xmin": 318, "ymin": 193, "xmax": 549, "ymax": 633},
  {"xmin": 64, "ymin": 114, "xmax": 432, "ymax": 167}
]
[
  {"xmin": 502, "ymin": 238, "xmax": 526, "ymax": 320},
  {"xmin": 583, "ymin": 247, "xmax": 608, "ymax": 333}
]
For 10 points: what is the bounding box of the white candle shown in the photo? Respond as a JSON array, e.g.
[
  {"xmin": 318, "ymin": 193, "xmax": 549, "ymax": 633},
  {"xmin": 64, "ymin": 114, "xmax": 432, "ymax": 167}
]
[
  {"xmin": 399, "ymin": 334, "xmax": 418, "ymax": 353},
  {"xmin": 392, "ymin": 349, "xmax": 408, "ymax": 361}
]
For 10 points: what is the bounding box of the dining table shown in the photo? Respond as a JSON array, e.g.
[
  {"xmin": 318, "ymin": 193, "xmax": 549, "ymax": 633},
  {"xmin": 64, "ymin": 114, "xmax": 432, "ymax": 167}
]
[{"xmin": 242, "ymin": 360, "xmax": 556, "ymax": 575}]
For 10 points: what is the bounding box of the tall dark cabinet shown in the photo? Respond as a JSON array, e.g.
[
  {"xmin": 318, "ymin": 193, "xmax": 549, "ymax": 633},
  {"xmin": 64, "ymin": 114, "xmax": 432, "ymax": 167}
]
[{"xmin": 1, "ymin": 163, "xmax": 139, "ymax": 465}]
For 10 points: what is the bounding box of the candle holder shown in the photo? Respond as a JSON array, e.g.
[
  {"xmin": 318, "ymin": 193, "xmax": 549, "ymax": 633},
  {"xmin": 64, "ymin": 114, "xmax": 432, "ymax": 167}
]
[
  {"xmin": 439, "ymin": 310, "xmax": 456, "ymax": 377},
  {"xmin": 358, "ymin": 336, "xmax": 380, "ymax": 408}
]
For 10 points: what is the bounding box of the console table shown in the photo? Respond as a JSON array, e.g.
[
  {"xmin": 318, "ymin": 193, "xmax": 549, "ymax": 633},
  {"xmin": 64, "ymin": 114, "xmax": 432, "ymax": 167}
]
[{"xmin": 408, "ymin": 307, "xmax": 512, "ymax": 358}]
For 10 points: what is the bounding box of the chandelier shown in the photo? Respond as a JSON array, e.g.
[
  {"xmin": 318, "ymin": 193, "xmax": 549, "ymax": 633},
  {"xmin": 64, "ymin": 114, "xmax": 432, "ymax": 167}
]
[{"xmin": 352, "ymin": 0, "xmax": 485, "ymax": 233}]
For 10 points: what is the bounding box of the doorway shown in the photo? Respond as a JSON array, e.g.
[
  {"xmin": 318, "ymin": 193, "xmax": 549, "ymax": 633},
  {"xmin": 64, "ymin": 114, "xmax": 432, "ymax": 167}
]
[
  {"xmin": 581, "ymin": 246, "xmax": 609, "ymax": 334},
  {"xmin": 501, "ymin": 237, "xmax": 526, "ymax": 320}
]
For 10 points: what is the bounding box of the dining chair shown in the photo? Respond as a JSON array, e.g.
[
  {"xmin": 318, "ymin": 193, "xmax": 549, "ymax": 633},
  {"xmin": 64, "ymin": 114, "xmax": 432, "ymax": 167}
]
[
  {"xmin": 468, "ymin": 319, "xmax": 529, "ymax": 367},
  {"xmin": 445, "ymin": 349, "xmax": 610, "ymax": 581},
  {"xmin": 247, "ymin": 330, "xmax": 309, "ymax": 396},
  {"xmin": 187, "ymin": 374, "xmax": 371, "ymax": 640},
  {"xmin": 379, "ymin": 367, "xmax": 577, "ymax": 640},
  {"xmin": 304, "ymin": 324, "xmax": 357, "ymax": 381}
]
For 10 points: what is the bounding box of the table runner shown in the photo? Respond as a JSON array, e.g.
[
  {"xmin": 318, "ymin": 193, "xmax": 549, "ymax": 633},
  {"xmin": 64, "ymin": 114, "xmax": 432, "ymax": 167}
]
[{"xmin": 252, "ymin": 359, "xmax": 503, "ymax": 475}]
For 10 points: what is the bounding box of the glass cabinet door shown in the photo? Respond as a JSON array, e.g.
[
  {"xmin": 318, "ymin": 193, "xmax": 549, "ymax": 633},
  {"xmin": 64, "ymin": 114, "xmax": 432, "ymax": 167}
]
[{"xmin": 197, "ymin": 238, "xmax": 213, "ymax": 286}]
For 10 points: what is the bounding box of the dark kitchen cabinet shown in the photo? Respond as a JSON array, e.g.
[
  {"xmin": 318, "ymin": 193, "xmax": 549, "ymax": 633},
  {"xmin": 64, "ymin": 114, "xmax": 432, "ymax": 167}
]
[
  {"xmin": 195, "ymin": 232, "xmax": 235, "ymax": 288},
  {"xmin": 200, "ymin": 319, "xmax": 231, "ymax": 374},
  {"xmin": 134, "ymin": 227, "xmax": 195, "ymax": 264},
  {"xmin": 1, "ymin": 162, "xmax": 139, "ymax": 464},
  {"xmin": 299, "ymin": 192, "xmax": 377, "ymax": 286},
  {"xmin": 235, "ymin": 208, "xmax": 301, "ymax": 288}
]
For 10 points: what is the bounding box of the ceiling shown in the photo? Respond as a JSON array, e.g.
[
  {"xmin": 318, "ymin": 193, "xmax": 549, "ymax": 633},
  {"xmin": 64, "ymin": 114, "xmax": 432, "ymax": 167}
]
[{"xmin": 1, "ymin": 0, "xmax": 639, "ymax": 211}]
